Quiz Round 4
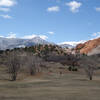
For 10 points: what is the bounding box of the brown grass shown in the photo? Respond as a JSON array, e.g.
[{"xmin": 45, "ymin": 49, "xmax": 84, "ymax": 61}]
[{"xmin": 0, "ymin": 69, "xmax": 100, "ymax": 100}]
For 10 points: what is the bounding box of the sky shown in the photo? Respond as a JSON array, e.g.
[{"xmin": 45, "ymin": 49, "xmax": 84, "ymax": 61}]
[{"xmin": 0, "ymin": 0, "xmax": 100, "ymax": 44}]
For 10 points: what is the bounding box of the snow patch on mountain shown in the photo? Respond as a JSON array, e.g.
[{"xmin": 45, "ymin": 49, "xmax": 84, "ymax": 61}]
[{"xmin": 58, "ymin": 40, "xmax": 85, "ymax": 48}]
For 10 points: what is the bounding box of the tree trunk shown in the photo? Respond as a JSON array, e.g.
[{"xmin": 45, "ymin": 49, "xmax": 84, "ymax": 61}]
[
  {"xmin": 11, "ymin": 74, "xmax": 17, "ymax": 81},
  {"xmin": 90, "ymin": 76, "xmax": 92, "ymax": 80},
  {"xmin": 30, "ymin": 69, "xmax": 35, "ymax": 75}
]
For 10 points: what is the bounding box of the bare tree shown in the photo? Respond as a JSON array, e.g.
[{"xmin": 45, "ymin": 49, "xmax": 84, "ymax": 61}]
[
  {"xmin": 6, "ymin": 51, "xmax": 21, "ymax": 81},
  {"xmin": 26, "ymin": 52, "xmax": 42, "ymax": 75},
  {"xmin": 46, "ymin": 53, "xmax": 80, "ymax": 71},
  {"xmin": 79, "ymin": 55, "xmax": 100, "ymax": 80}
]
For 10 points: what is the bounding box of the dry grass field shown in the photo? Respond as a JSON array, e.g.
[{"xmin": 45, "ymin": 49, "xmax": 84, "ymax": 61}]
[{"xmin": 0, "ymin": 69, "xmax": 100, "ymax": 100}]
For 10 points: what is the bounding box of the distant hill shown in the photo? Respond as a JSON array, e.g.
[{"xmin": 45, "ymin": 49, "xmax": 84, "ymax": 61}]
[
  {"xmin": 58, "ymin": 42, "xmax": 81, "ymax": 49},
  {"xmin": 59, "ymin": 44, "xmax": 74, "ymax": 48},
  {"xmin": 75, "ymin": 38, "xmax": 100, "ymax": 55},
  {"xmin": 2, "ymin": 44, "xmax": 68, "ymax": 61},
  {"xmin": 0, "ymin": 37, "xmax": 50, "ymax": 50}
]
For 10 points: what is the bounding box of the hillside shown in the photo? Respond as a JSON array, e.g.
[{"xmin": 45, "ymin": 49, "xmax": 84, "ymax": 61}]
[
  {"xmin": 12, "ymin": 44, "xmax": 68, "ymax": 57},
  {"xmin": 75, "ymin": 38, "xmax": 100, "ymax": 55}
]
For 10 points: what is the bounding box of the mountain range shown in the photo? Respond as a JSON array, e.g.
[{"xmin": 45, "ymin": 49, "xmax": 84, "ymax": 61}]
[
  {"xmin": 1, "ymin": 36, "xmax": 100, "ymax": 56},
  {"xmin": 0, "ymin": 37, "xmax": 49, "ymax": 50},
  {"xmin": 0, "ymin": 36, "xmax": 79, "ymax": 50},
  {"xmin": 58, "ymin": 41, "xmax": 83, "ymax": 48}
]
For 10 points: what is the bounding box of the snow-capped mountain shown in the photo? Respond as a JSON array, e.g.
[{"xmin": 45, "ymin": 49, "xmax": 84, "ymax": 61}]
[
  {"xmin": 0, "ymin": 36, "xmax": 86, "ymax": 50},
  {"xmin": 0, "ymin": 37, "xmax": 50, "ymax": 50},
  {"xmin": 58, "ymin": 41, "xmax": 85, "ymax": 48},
  {"xmin": 59, "ymin": 44, "xmax": 74, "ymax": 48}
]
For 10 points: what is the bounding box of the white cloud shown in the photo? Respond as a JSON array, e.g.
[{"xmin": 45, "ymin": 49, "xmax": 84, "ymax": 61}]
[
  {"xmin": 0, "ymin": 14, "xmax": 12, "ymax": 19},
  {"xmin": 95, "ymin": 7, "xmax": 100, "ymax": 12},
  {"xmin": 66, "ymin": 1, "xmax": 82, "ymax": 13},
  {"xmin": 6, "ymin": 32, "xmax": 16, "ymax": 38},
  {"xmin": 0, "ymin": 7, "xmax": 10, "ymax": 12},
  {"xmin": 47, "ymin": 6, "xmax": 60, "ymax": 12},
  {"xmin": 47, "ymin": 31, "xmax": 54, "ymax": 35},
  {"xmin": 0, "ymin": 0, "xmax": 16, "ymax": 13},
  {"xmin": 23, "ymin": 34, "xmax": 48, "ymax": 40},
  {"xmin": 0, "ymin": 33, "xmax": 48, "ymax": 40},
  {"xmin": 0, "ymin": 0, "xmax": 16, "ymax": 7}
]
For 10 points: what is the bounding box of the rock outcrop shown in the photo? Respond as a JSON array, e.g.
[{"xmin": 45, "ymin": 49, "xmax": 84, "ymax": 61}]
[{"xmin": 75, "ymin": 38, "xmax": 100, "ymax": 54}]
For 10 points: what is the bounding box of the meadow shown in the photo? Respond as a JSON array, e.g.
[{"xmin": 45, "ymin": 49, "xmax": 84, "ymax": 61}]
[{"xmin": 0, "ymin": 69, "xmax": 100, "ymax": 100}]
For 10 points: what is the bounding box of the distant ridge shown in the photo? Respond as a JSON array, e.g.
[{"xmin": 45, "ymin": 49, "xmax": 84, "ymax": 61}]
[
  {"xmin": 58, "ymin": 41, "xmax": 84, "ymax": 48},
  {"xmin": 0, "ymin": 37, "xmax": 50, "ymax": 50}
]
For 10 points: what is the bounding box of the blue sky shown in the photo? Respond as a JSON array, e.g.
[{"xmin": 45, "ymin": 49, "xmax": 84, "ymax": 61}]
[{"xmin": 0, "ymin": 0, "xmax": 100, "ymax": 44}]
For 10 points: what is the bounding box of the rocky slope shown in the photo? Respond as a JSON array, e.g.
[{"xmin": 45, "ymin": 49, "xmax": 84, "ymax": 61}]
[
  {"xmin": 75, "ymin": 38, "xmax": 100, "ymax": 55},
  {"xmin": 88, "ymin": 45, "xmax": 100, "ymax": 56}
]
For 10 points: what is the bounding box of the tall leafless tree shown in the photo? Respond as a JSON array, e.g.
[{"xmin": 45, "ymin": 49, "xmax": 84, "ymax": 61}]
[
  {"xmin": 26, "ymin": 52, "xmax": 42, "ymax": 75},
  {"xmin": 6, "ymin": 51, "xmax": 21, "ymax": 81}
]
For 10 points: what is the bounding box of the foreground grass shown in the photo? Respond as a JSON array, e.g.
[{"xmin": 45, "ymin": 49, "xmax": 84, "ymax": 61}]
[{"xmin": 0, "ymin": 72, "xmax": 100, "ymax": 100}]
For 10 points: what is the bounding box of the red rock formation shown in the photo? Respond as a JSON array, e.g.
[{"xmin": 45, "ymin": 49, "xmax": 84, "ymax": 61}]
[{"xmin": 75, "ymin": 38, "xmax": 100, "ymax": 54}]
